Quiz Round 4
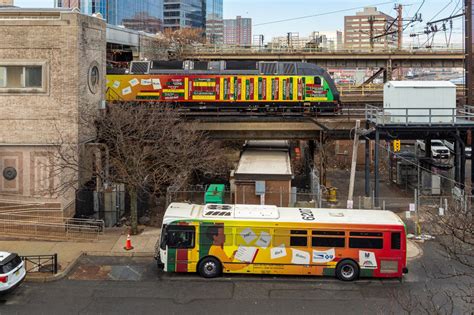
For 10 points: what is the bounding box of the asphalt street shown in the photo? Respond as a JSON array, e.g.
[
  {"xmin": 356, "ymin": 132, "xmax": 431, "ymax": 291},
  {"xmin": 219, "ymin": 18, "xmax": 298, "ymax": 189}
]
[{"xmin": 0, "ymin": 242, "xmax": 471, "ymax": 315}]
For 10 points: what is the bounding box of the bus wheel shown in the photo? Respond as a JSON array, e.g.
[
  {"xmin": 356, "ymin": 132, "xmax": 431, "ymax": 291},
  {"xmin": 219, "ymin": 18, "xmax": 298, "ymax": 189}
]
[
  {"xmin": 198, "ymin": 257, "xmax": 222, "ymax": 278},
  {"xmin": 336, "ymin": 260, "xmax": 359, "ymax": 281}
]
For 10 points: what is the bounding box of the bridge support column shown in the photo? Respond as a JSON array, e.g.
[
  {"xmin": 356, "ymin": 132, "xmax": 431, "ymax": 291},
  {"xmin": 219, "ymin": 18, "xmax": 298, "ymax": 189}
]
[
  {"xmin": 374, "ymin": 129, "xmax": 380, "ymax": 207},
  {"xmin": 471, "ymin": 130, "xmax": 474, "ymax": 198},
  {"xmin": 365, "ymin": 122, "xmax": 370, "ymax": 197},
  {"xmin": 455, "ymin": 131, "xmax": 460, "ymax": 185},
  {"xmin": 383, "ymin": 59, "xmax": 393, "ymax": 83}
]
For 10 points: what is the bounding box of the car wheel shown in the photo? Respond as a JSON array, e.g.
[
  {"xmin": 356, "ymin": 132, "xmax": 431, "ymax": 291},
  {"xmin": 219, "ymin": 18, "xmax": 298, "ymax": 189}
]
[
  {"xmin": 198, "ymin": 256, "xmax": 222, "ymax": 278},
  {"xmin": 336, "ymin": 260, "xmax": 359, "ymax": 281}
]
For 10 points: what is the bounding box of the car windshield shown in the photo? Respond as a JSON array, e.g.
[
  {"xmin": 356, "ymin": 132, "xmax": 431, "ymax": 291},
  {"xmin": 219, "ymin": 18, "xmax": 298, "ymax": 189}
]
[{"xmin": 431, "ymin": 141, "xmax": 444, "ymax": 146}]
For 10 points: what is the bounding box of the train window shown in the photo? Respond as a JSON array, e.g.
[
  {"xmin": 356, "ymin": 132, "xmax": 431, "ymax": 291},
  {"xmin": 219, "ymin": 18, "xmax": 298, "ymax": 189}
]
[{"xmin": 314, "ymin": 76, "xmax": 322, "ymax": 85}]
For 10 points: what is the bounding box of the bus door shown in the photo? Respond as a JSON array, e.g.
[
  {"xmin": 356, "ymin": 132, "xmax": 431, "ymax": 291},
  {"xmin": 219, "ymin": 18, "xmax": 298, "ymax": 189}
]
[{"xmin": 162, "ymin": 225, "xmax": 196, "ymax": 273}]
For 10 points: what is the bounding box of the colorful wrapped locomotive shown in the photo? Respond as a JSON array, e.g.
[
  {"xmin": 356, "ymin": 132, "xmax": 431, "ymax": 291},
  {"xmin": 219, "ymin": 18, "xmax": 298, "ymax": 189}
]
[{"xmin": 106, "ymin": 61, "xmax": 340, "ymax": 112}]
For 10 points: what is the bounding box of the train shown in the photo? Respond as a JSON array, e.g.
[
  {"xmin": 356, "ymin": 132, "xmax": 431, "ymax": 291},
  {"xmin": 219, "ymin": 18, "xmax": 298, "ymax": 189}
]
[{"xmin": 106, "ymin": 60, "xmax": 340, "ymax": 113}]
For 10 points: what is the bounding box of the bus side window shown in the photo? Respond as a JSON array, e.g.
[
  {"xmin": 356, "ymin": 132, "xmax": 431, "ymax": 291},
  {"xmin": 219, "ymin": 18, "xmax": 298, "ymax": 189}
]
[
  {"xmin": 290, "ymin": 230, "xmax": 308, "ymax": 247},
  {"xmin": 167, "ymin": 226, "xmax": 195, "ymax": 249},
  {"xmin": 314, "ymin": 76, "xmax": 322, "ymax": 85},
  {"xmin": 349, "ymin": 231, "xmax": 383, "ymax": 249},
  {"xmin": 312, "ymin": 230, "xmax": 345, "ymax": 247},
  {"xmin": 391, "ymin": 232, "xmax": 401, "ymax": 250}
]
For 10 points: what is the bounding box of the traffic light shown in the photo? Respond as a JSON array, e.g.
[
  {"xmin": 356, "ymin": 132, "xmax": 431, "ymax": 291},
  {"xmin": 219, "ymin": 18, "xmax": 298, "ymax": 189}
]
[{"xmin": 393, "ymin": 140, "xmax": 401, "ymax": 152}]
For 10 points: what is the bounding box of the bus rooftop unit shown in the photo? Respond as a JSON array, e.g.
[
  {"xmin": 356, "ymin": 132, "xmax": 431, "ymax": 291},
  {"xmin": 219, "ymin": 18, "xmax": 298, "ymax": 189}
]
[
  {"xmin": 106, "ymin": 61, "xmax": 340, "ymax": 113},
  {"xmin": 155, "ymin": 203, "xmax": 408, "ymax": 281}
]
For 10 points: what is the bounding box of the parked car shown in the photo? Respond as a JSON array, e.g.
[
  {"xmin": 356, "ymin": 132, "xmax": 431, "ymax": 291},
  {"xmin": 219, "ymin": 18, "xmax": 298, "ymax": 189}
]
[
  {"xmin": 0, "ymin": 252, "xmax": 26, "ymax": 294},
  {"xmin": 416, "ymin": 140, "xmax": 450, "ymax": 159},
  {"xmin": 442, "ymin": 140, "xmax": 472, "ymax": 158}
]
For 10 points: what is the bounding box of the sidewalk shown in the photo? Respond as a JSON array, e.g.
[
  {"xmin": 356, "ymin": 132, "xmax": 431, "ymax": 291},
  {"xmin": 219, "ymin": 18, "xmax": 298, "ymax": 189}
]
[{"xmin": 0, "ymin": 227, "xmax": 161, "ymax": 282}]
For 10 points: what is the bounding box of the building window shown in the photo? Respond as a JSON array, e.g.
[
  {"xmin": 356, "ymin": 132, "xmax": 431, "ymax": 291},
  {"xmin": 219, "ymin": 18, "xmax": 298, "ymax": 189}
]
[
  {"xmin": 0, "ymin": 62, "xmax": 47, "ymax": 93},
  {"xmin": 88, "ymin": 62, "xmax": 100, "ymax": 94}
]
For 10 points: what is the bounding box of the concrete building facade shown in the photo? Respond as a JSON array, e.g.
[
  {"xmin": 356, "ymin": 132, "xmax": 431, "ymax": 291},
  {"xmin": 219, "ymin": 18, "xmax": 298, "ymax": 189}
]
[
  {"xmin": 344, "ymin": 7, "xmax": 398, "ymax": 51},
  {"xmin": 0, "ymin": 8, "xmax": 106, "ymax": 216},
  {"xmin": 224, "ymin": 16, "xmax": 251, "ymax": 46},
  {"xmin": 0, "ymin": 0, "xmax": 13, "ymax": 6}
]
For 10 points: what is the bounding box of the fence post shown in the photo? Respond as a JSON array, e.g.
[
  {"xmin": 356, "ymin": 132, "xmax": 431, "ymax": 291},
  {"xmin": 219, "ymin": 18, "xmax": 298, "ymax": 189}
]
[{"xmin": 53, "ymin": 253, "xmax": 58, "ymax": 274}]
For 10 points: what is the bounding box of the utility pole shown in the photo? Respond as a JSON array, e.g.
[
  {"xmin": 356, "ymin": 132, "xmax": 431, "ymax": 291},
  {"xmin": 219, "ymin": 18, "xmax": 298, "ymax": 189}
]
[
  {"xmin": 347, "ymin": 120, "xmax": 361, "ymax": 209},
  {"xmin": 368, "ymin": 16, "xmax": 375, "ymax": 51},
  {"xmin": 397, "ymin": 4, "xmax": 403, "ymax": 50},
  {"xmin": 466, "ymin": 0, "xmax": 473, "ymax": 105}
]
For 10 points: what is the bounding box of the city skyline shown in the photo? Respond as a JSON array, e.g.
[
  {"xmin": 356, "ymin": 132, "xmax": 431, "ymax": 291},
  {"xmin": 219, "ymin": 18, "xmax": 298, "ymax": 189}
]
[{"xmin": 14, "ymin": 0, "xmax": 464, "ymax": 45}]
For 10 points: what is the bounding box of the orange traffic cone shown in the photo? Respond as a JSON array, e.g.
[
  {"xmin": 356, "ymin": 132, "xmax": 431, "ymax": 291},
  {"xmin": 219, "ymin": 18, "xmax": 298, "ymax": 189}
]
[{"xmin": 124, "ymin": 234, "xmax": 134, "ymax": 251}]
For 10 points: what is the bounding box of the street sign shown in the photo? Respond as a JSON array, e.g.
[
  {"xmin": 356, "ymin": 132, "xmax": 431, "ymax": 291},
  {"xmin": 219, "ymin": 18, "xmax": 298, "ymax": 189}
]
[{"xmin": 409, "ymin": 203, "xmax": 415, "ymax": 212}]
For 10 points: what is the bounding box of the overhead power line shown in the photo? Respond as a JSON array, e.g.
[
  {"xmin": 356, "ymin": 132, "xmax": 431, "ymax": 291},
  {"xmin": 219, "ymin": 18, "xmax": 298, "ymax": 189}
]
[{"xmin": 253, "ymin": 1, "xmax": 396, "ymax": 27}]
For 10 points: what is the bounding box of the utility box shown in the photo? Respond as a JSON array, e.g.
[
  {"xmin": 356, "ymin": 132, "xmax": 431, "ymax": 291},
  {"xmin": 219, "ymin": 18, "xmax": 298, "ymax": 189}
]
[
  {"xmin": 205, "ymin": 184, "xmax": 225, "ymax": 204},
  {"xmin": 383, "ymin": 81, "xmax": 456, "ymax": 124}
]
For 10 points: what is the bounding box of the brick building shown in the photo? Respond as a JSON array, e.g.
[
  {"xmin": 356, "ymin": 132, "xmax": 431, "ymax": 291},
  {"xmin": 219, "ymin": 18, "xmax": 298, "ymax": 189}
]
[
  {"xmin": 0, "ymin": 8, "xmax": 106, "ymax": 216},
  {"xmin": 344, "ymin": 7, "xmax": 398, "ymax": 51},
  {"xmin": 224, "ymin": 16, "xmax": 252, "ymax": 46}
]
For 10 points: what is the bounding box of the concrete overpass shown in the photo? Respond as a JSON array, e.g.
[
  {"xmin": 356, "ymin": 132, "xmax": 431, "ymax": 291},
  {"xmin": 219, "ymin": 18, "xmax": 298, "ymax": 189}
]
[
  {"xmin": 182, "ymin": 49, "xmax": 464, "ymax": 69},
  {"xmin": 192, "ymin": 116, "xmax": 361, "ymax": 140}
]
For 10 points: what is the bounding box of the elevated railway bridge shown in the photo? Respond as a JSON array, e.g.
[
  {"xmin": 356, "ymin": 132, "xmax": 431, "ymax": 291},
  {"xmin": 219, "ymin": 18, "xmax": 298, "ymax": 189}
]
[{"xmin": 187, "ymin": 105, "xmax": 474, "ymax": 200}]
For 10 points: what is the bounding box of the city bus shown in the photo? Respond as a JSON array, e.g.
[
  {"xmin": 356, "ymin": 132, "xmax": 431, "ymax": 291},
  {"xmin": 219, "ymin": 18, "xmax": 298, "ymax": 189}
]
[{"xmin": 156, "ymin": 203, "xmax": 408, "ymax": 281}]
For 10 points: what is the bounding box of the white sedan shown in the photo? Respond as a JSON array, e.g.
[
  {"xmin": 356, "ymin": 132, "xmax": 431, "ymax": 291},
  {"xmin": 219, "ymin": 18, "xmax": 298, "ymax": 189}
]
[{"xmin": 0, "ymin": 252, "xmax": 26, "ymax": 294}]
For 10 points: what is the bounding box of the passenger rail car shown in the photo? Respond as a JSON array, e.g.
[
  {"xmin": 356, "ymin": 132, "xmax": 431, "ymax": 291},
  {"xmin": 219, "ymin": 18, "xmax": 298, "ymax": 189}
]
[{"xmin": 106, "ymin": 61, "xmax": 340, "ymax": 113}]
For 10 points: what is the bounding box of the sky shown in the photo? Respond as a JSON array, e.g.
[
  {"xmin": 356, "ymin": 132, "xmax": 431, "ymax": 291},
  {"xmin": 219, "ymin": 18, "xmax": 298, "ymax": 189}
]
[{"xmin": 14, "ymin": 0, "xmax": 464, "ymax": 45}]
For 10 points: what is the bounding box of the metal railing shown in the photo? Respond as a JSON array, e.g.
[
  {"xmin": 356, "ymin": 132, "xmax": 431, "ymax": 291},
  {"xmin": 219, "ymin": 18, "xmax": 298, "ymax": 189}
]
[
  {"xmin": 365, "ymin": 104, "xmax": 474, "ymax": 126},
  {"xmin": 0, "ymin": 212, "xmax": 104, "ymax": 241},
  {"xmin": 182, "ymin": 44, "xmax": 464, "ymax": 55},
  {"xmin": 21, "ymin": 254, "xmax": 58, "ymax": 274}
]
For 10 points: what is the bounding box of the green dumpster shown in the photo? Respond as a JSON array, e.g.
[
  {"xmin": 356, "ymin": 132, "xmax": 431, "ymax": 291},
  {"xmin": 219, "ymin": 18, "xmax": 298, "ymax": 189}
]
[{"xmin": 204, "ymin": 184, "xmax": 225, "ymax": 204}]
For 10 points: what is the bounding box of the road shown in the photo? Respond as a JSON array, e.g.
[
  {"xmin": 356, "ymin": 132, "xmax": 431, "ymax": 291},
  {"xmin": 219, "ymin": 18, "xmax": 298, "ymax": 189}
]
[{"xmin": 1, "ymin": 242, "xmax": 471, "ymax": 315}]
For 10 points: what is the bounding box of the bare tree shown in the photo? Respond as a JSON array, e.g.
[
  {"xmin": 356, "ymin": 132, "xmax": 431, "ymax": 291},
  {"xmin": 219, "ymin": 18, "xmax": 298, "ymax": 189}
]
[
  {"xmin": 155, "ymin": 28, "xmax": 205, "ymax": 60},
  {"xmin": 51, "ymin": 104, "xmax": 228, "ymax": 234}
]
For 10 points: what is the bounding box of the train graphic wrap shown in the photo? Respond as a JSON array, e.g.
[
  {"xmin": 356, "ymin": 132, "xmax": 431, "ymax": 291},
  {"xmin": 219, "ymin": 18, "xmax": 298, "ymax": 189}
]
[{"xmin": 107, "ymin": 75, "xmax": 335, "ymax": 103}]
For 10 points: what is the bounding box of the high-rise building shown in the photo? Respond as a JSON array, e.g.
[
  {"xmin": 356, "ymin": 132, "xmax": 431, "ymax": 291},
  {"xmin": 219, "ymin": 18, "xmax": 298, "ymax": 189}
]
[
  {"xmin": 163, "ymin": 0, "xmax": 204, "ymax": 31},
  {"xmin": 224, "ymin": 16, "xmax": 251, "ymax": 46},
  {"xmin": 108, "ymin": 0, "xmax": 163, "ymax": 34},
  {"xmin": 56, "ymin": 0, "xmax": 107, "ymax": 18},
  {"xmin": 205, "ymin": 0, "xmax": 223, "ymax": 44},
  {"xmin": 55, "ymin": 0, "xmax": 164, "ymax": 34},
  {"xmin": 344, "ymin": 7, "xmax": 398, "ymax": 51}
]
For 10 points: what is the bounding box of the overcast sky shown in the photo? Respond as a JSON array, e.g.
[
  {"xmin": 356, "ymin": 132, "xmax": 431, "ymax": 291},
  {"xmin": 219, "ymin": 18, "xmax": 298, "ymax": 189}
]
[{"xmin": 14, "ymin": 0, "xmax": 464, "ymax": 45}]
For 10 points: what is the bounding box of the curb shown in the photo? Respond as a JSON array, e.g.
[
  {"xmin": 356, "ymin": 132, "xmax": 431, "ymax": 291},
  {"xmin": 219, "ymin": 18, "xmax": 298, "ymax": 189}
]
[
  {"xmin": 407, "ymin": 240, "xmax": 423, "ymax": 261},
  {"xmin": 25, "ymin": 250, "xmax": 155, "ymax": 283}
]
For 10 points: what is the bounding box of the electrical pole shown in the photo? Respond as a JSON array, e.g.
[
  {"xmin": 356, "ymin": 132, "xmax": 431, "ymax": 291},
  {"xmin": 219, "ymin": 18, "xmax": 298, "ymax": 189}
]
[
  {"xmin": 397, "ymin": 4, "xmax": 403, "ymax": 50},
  {"xmin": 466, "ymin": 0, "xmax": 473, "ymax": 105},
  {"xmin": 347, "ymin": 120, "xmax": 361, "ymax": 209},
  {"xmin": 369, "ymin": 16, "xmax": 375, "ymax": 51}
]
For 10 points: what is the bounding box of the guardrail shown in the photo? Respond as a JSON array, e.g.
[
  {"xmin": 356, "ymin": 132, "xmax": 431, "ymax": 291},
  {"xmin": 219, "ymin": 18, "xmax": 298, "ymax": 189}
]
[
  {"xmin": 21, "ymin": 254, "xmax": 58, "ymax": 274},
  {"xmin": 365, "ymin": 104, "xmax": 474, "ymax": 126}
]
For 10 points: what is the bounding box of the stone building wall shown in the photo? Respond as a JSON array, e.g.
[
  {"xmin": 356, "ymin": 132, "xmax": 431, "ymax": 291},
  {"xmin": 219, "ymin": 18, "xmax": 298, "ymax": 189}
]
[{"xmin": 0, "ymin": 10, "xmax": 106, "ymax": 215}]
